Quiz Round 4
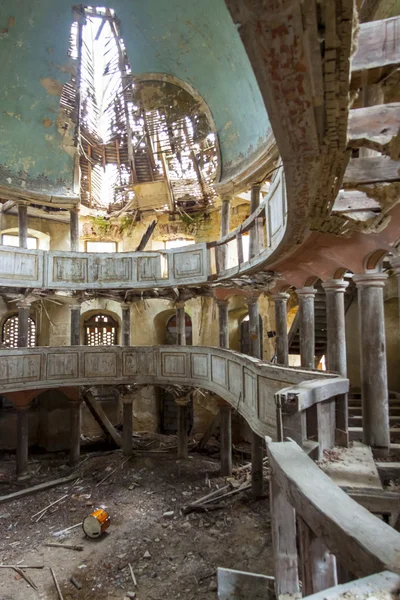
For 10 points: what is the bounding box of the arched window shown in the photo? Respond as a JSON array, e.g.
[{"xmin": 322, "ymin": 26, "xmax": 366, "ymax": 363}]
[
  {"xmin": 2, "ymin": 315, "xmax": 36, "ymax": 348},
  {"xmin": 84, "ymin": 313, "xmax": 118, "ymax": 346},
  {"xmin": 166, "ymin": 313, "xmax": 192, "ymax": 345}
]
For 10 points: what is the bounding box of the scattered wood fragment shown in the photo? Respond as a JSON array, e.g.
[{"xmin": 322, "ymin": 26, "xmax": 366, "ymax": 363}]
[
  {"xmin": 52, "ymin": 523, "xmax": 82, "ymax": 538},
  {"xmin": 96, "ymin": 455, "xmax": 132, "ymax": 487},
  {"xmin": 183, "ymin": 482, "xmax": 251, "ymax": 514},
  {"xmin": 45, "ymin": 543, "xmax": 84, "ymax": 551},
  {"xmin": 12, "ymin": 567, "xmax": 38, "ymax": 590},
  {"xmin": 129, "ymin": 563, "xmax": 137, "ymax": 586},
  {"xmin": 190, "ymin": 485, "xmax": 230, "ymax": 507},
  {"xmin": 51, "ymin": 567, "xmax": 64, "ymax": 600},
  {"xmin": 135, "ymin": 219, "xmax": 157, "ymax": 251},
  {"xmin": 0, "ymin": 565, "xmax": 44, "ymax": 569},
  {"xmin": 70, "ymin": 576, "xmax": 82, "ymax": 590},
  {"xmin": 32, "ymin": 494, "xmax": 68, "ymax": 522},
  {"xmin": 0, "ymin": 474, "xmax": 77, "ymax": 505}
]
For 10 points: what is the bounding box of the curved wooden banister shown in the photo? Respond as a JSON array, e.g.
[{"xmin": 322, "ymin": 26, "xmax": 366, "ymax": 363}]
[{"xmin": 0, "ymin": 345, "xmax": 340, "ymax": 438}]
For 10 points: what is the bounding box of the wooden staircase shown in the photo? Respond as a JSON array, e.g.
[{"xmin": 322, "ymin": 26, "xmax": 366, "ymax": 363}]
[{"xmin": 348, "ymin": 390, "xmax": 400, "ymax": 444}]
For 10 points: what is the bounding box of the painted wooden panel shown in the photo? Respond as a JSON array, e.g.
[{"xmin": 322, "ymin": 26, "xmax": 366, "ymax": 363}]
[
  {"xmin": 161, "ymin": 352, "xmax": 187, "ymax": 377},
  {"xmin": 211, "ymin": 355, "xmax": 228, "ymax": 387},
  {"xmin": 0, "ymin": 354, "xmax": 41, "ymax": 382},
  {"xmin": 95, "ymin": 256, "xmax": 132, "ymax": 283},
  {"xmin": 258, "ymin": 377, "xmax": 287, "ymax": 428},
  {"xmin": 0, "ymin": 247, "xmax": 42, "ymax": 286},
  {"xmin": 137, "ymin": 255, "xmax": 162, "ymax": 282},
  {"xmin": 172, "ymin": 246, "xmax": 207, "ymax": 280},
  {"xmin": 46, "ymin": 352, "xmax": 78, "ymax": 380},
  {"xmin": 244, "ymin": 368, "xmax": 256, "ymax": 409},
  {"xmin": 228, "ymin": 360, "xmax": 242, "ymax": 396},
  {"xmin": 191, "ymin": 353, "xmax": 209, "ymax": 379},
  {"xmin": 84, "ymin": 352, "xmax": 117, "ymax": 378}
]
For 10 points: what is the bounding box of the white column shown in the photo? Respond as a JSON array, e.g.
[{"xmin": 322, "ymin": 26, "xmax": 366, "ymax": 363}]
[
  {"xmin": 249, "ymin": 183, "xmax": 261, "ymax": 260},
  {"xmin": 220, "ymin": 196, "xmax": 231, "ymax": 270},
  {"xmin": 353, "ymin": 272, "xmax": 389, "ymax": 455},
  {"xmin": 70, "ymin": 208, "xmax": 80, "ymax": 252},
  {"xmin": 272, "ymin": 293, "xmax": 289, "ymax": 366},
  {"xmin": 296, "ymin": 287, "xmax": 317, "ymax": 369},
  {"xmin": 322, "ymin": 279, "xmax": 349, "ymax": 447},
  {"xmin": 70, "ymin": 303, "xmax": 81, "ymax": 346},
  {"xmin": 121, "ymin": 303, "xmax": 131, "ymax": 346},
  {"xmin": 217, "ymin": 299, "xmax": 229, "ymax": 349},
  {"xmin": 18, "ymin": 202, "xmax": 28, "ymax": 249},
  {"xmin": 17, "ymin": 299, "xmax": 32, "ymax": 347},
  {"xmin": 175, "ymin": 301, "xmax": 186, "ymax": 346}
]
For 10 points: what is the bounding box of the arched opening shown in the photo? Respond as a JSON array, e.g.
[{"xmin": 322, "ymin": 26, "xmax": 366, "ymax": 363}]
[
  {"xmin": 84, "ymin": 313, "xmax": 119, "ymax": 346},
  {"xmin": 2, "ymin": 314, "xmax": 36, "ymax": 348},
  {"xmin": 165, "ymin": 313, "xmax": 193, "ymax": 345},
  {"xmin": 239, "ymin": 314, "xmax": 263, "ymax": 356}
]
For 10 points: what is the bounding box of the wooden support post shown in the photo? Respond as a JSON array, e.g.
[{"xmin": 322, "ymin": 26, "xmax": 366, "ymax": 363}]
[
  {"xmin": 296, "ymin": 287, "xmax": 317, "ymax": 444},
  {"xmin": 298, "ymin": 517, "xmax": 337, "ymax": 596},
  {"xmin": 122, "ymin": 395, "xmax": 134, "ymax": 457},
  {"xmin": 272, "ymin": 292, "xmax": 289, "ymax": 366},
  {"xmin": 70, "ymin": 208, "xmax": 79, "ymax": 252},
  {"xmin": 220, "ymin": 196, "xmax": 231, "ymax": 270},
  {"xmin": 175, "ymin": 302, "xmax": 186, "ymax": 346},
  {"xmin": 69, "ymin": 399, "xmax": 81, "ymax": 466},
  {"xmin": 16, "ymin": 406, "xmax": 30, "ymax": 479},
  {"xmin": 269, "ymin": 475, "xmax": 300, "ymax": 599},
  {"xmin": 353, "ymin": 273, "xmax": 390, "ymax": 456},
  {"xmin": 219, "ymin": 404, "xmax": 232, "ymax": 477},
  {"xmin": 249, "ymin": 184, "xmax": 261, "ymax": 260},
  {"xmin": 176, "ymin": 398, "xmax": 189, "ymax": 459},
  {"xmin": 251, "ymin": 433, "xmax": 264, "ymax": 498},
  {"xmin": 17, "ymin": 299, "xmax": 31, "ymax": 348},
  {"xmin": 390, "ymin": 256, "xmax": 400, "ymax": 328},
  {"xmin": 121, "ymin": 303, "xmax": 131, "ymax": 346},
  {"xmin": 17, "ymin": 202, "xmax": 28, "ymax": 249},
  {"xmin": 322, "ymin": 279, "xmax": 349, "ymax": 447},
  {"xmin": 217, "ymin": 299, "xmax": 229, "ymax": 349},
  {"xmin": 247, "ymin": 294, "xmax": 262, "ymax": 360},
  {"xmin": 70, "ymin": 304, "xmax": 81, "ymax": 346}
]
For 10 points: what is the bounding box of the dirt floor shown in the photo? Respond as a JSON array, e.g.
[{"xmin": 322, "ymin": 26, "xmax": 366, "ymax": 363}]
[{"xmin": 0, "ymin": 436, "xmax": 272, "ymax": 600}]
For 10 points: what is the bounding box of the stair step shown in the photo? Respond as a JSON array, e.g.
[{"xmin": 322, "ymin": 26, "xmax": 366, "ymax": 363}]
[
  {"xmin": 349, "ymin": 427, "xmax": 400, "ymax": 442},
  {"xmin": 349, "ymin": 415, "xmax": 400, "ymax": 426}
]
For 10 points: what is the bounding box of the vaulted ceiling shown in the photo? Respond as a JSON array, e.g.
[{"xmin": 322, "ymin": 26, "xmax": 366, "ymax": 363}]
[{"xmin": 0, "ymin": 0, "xmax": 272, "ymax": 199}]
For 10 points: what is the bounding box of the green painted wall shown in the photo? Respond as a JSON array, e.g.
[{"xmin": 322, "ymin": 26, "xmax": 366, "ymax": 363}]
[{"xmin": 0, "ymin": 1, "xmax": 271, "ymax": 195}]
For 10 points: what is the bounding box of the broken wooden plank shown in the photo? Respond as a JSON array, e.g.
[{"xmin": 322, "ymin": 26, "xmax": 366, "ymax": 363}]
[
  {"xmin": 83, "ymin": 391, "xmax": 122, "ymax": 448},
  {"xmin": 299, "ymin": 571, "xmax": 400, "ymax": 600},
  {"xmin": 135, "ymin": 219, "xmax": 157, "ymax": 252},
  {"xmin": 332, "ymin": 190, "xmax": 381, "ymax": 213},
  {"xmin": 267, "ymin": 440, "xmax": 400, "ymax": 577},
  {"xmin": 0, "ymin": 474, "xmax": 76, "ymax": 505},
  {"xmin": 217, "ymin": 567, "xmax": 274, "ymax": 600},
  {"xmin": 344, "ymin": 488, "xmax": 400, "ymax": 515},
  {"xmin": 348, "ymin": 104, "xmax": 400, "ymax": 159},
  {"xmin": 351, "ymin": 16, "xmax": 400, "ymax": 88},
  {"xmin": 343, "ymin": 157, "xmax": 400, "ymax": 186},
  {"xmin": 276, "ymin": 378, "xmax": 349, "ymax": 413},
  {"xmin": 45, "ymin": 543, "xmax": 84, "ymax": 551},
  {"xmin": 51, "ymin": 567, "xmax": 64, "ymax": 600}
]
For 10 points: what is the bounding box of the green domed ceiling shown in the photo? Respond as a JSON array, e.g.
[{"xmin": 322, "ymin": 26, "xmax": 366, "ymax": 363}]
[{"xmin": 0, "ymin": 0, "xmax": 272, "ymax": 197}]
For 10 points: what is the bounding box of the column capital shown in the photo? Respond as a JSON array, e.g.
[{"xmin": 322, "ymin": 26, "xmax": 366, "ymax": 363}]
[
  {"xmin": 220, "ymin": 194, "xmax": 232, "ymax": 204},
  {"xmin": 175, "ymin": 396, "xmax": 191, "ymax": 406},
  {"xmin": 69, "ymin": 206, "xmax": 80, "ymax": 214},
  {"xmin": 295, "ymin": 286, "xmax": 317, "ymax": 298},
  {"xmin": 16, "ymin": 298, "xmax": 33, "ymax": 309},
  {"xmin": 322, "ymin": 279, "xmax": 349, "ymax": 293},
  {"xmin": 353, "ymin": 272, "xmax": 388, "ymax": 289},
  {"xmin": 175, "ymin": 301, "xmax": 185, "ymax": 309},
  {"xmin": 121, "ymin": 302, "xmax": 131, "ymax": 310},
  {"xmin": 121, "ymin": 394, "xmax": 135, "ymax": 405},
  {"xmin": 16, "ymin": 199, "xmax": 30, "ymax": 207},
  {"xmin": 271, "ymin": 292, "xmax": 290, "ymax": 302},
  {"xmin": 216, "ymin": 298, "xmax": 229, "ymax": 307},
  {"xmin": 246, "ymin": 292, "xmax": 261, "ymax": 305}
]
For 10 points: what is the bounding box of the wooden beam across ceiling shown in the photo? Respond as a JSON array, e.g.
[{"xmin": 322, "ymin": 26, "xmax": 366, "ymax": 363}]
[
  {"xmin": 343, "ymin": 156, "xmax": 400, "ymax": 186},
  {"xmin": 348, "ymin": 103, "xmax": 400, "ymax": 159},
  {"xmin": 351, "ymin": 16, "xmax": 400, "ymax": 88}
]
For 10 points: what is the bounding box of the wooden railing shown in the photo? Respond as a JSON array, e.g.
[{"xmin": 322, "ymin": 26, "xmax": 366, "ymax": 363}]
[
  {"xmin": 0, "ymin": 170, "xmax": 287, "ymax": 290},
  {"xmin": 267, "ymin": 440, "xmax": 400, "ymax": 600},
  {"xmin": 0, "ymin": 345, "xmax": 343, "ymax": 439}
]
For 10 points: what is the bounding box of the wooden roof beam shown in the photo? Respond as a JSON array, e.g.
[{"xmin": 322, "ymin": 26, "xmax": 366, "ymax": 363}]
[{"xmin": 348, "ymin": 103, "xmax": 400, "ymax": 159}]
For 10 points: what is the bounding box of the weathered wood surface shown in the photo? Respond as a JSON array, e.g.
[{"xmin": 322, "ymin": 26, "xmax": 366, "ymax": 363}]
[
  {"xmin": 345, "ymin": 488, "xmax": 400, "ymax": 515},
  {"xmin": 276, "ymin": 378, "xmax": 349, "ymax": 413},
  {"xmin": 343, "ymin": 157, "xmax": 400, "ymax": 186},
  {"xmin": 302, "ymin": 571, "xmax": 400, "ymax": 600},
  {"xmin": 83, "ymin": 391, "xmax": 122, "ymax": 448},
  {"xmin": 0, "ymin": 346, "xmax": 336, "ymax": 439},
  {"xmin": 298, "ymin": 517, "xmax": 337, "ymax": 596},
  {"xmin": 0, "ymin": 243, "xmax": 210, "ymax": 290},
  {"xmin": 332, "ymin": 190, "xmax": 381, "ymax": 213},
  {"xmin": 217, "ymin": 567, "xmax": 275, "ymax": 600},
  {"xmin": 348, "ymin": 104, "xmax": 400, "ymax": 159},
  {"xmin": 351, "ymin": 16, "xmax": 400, "ymax": 88},
  {"xmin": 267, "ymin": 440, "xmax": 400, "ymax": 577}
]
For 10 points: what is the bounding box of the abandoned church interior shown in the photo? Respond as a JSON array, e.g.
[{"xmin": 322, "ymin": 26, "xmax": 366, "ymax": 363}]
[{"xmin": 0, "ymin": 0, "xmax": 399, "ymax": 598}]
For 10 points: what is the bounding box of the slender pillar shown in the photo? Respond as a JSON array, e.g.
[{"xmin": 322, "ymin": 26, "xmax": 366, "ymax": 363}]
[
  {"xmin": 390, "ymin": 256, "xmax": 400, "ymax": 325},
  {"xmin": 272, "ymin": 292, "xmax": 289, "ymax": 366},
  {"xmin": 353, "ymin": 272, "xmax": 389, "ymax": 455},
  {"xmin": 175, "ymin": 301, "xmax": 186, "ymax": 346},
  {"xmin": 121, "ymin": 303, "xmax": 131, "ymax": 346},
  {"xmin": 69, "ymin": 399, "xmax": 82, "ymax": 465},
  {"xmin": 16, "ymin": 406, "xmax": 29, "ymax": 479},
  {"xmin": 17, "ymin": 299, "xmax": 31, "ymax": 347},
  {"xmin": 70, "ymin": 304, "xmax": 81, "ymax": 346},
  {"xmin": 122, "ymin": 395, "xmax": 134, "ymax": 457},
  {"xmin": 220, "ymin": 196, "xmax": 231, "ymax": 270},
  {"xmin": 70, "ymin": 208, "xmax": 80, "ymax": 252},
  {"xmin": 219, "ymin": 404, "xmax": 232, "ymax": 476},
  {"xmin": 247, "ymin": 293, "xmax": 264, "ymax": 497},
  {"xmin": 296, "ymin": 287, "xmax": 317, "ymax": 369},
  {"xmin": 322, "ymin": 280, "xmax": 349, "ymax": 447},
  {"xmin": 249, "ymin": 184, "xmax": 261, "ymax": 260},
  {"xmin": 18, "ymin": 202, "xmax": 28, "ymax": 249},
  {"xmin": 217, "ymin": 299, "xmax": 229, "ymax": 349},
  {"xmin": 176, "ymin": 397, "xmax": 189, "ymax": 459}
]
